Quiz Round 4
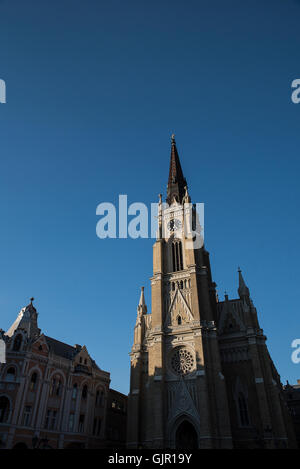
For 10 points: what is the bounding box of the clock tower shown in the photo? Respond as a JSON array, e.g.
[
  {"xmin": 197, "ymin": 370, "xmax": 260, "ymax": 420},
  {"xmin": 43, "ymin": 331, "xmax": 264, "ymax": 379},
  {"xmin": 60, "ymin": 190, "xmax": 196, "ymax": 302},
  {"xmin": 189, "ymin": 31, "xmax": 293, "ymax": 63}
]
[{"xmin": 127, "ymin": 135, "xmax": 233, "ymax": 449}]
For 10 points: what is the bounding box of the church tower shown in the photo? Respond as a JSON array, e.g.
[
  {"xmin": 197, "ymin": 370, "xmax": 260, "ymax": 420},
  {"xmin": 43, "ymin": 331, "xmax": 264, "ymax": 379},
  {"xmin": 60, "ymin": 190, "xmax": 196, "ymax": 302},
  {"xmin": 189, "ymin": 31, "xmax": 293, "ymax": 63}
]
[{"xmin": 127, "ymin": 136, "xmax": 233, "ymax": 449}]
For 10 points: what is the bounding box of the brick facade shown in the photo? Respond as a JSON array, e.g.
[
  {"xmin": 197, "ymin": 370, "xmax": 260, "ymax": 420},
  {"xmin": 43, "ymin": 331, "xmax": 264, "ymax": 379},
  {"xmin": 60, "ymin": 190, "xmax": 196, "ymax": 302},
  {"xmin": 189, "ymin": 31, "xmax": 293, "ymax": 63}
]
[{"xmin": 0, "ymin": 302, "xmax": 127, "ymax": 449}]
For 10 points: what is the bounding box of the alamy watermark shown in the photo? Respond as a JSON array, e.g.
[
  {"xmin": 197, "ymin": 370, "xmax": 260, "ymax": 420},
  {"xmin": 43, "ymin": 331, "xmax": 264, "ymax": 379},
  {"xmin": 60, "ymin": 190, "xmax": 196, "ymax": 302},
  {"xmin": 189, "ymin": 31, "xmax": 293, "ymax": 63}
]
[
  {"xmin": 96, "ymin": 195, "xmax": 204, "ymax": 249},
  {"xmin": 291, "ymin": 339, "xmax": 300, "ymax": 364},
  {"xmin": 291, "ymin": 79, "xmax": 300, "ymax": 104},
  {"xmin": 0, "ymin": 79, "xmax": 6, "ymax": 103},
  {"xmin": 0, "ymin": 337, "xmax": 6, "ymax": 363}
]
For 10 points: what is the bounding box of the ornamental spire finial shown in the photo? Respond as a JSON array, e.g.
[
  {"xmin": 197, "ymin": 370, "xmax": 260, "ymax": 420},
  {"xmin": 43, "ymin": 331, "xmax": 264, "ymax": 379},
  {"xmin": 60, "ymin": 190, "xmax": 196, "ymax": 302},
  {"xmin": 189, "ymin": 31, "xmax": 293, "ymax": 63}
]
[{"xmin": 137, "ymin": 286, "xmax": 147, "ymax": 314}]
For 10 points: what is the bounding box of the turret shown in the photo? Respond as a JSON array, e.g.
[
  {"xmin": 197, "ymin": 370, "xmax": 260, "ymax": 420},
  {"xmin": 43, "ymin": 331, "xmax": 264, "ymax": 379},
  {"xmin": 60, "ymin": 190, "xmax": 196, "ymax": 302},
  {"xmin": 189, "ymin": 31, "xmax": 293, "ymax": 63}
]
[
  {"xmin": 238, "ymin": 268, "xmax": 250, "ymax": 299},
  {"xmin": 5, "ymin": 297, "xmax": 40, "ymax": 340}
]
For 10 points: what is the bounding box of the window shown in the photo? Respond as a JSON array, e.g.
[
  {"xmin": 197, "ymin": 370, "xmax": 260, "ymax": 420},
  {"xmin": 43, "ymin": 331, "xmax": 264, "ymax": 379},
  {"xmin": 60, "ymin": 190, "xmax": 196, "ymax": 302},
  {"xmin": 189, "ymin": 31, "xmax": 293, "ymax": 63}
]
[
  {"xmin": 23, "ymin": 405, "xmax": 32, "ymax": 426},
  {"xmin": 97, "ymin": 418, "xmax": 101, "ymax": 436},
  {"xmin": 51, "ymin": 410, "xmax": 57, "ymax": 430},
  {"xmin": 30, "ymin": 372, "xmax": 38, "ymax": 391},
  {"xmin": 78, "ymin": 414, "xmax": 85, "ymax": 433},
  {"xmin": 238, "ymin": 392, "xmax": 250, "ymax": 426},
  {"xmin": 72, "ymin": 384, "xmax": 78, "ymax": 400},
  {"xmin": 0, "ymin": 396, "xmax": 10, "ymax": 423},
  {"xmin": 68, "ymin": 413, "xmax": 74, "ymax": 432},
  {"xmin": 13, "ymin": 334, "xmax": 22, "ymax": 352},
  {"xmin": 5, "ymin": 367, "xmax": 16, "ymax": 382},
  {"xmin": 177, "ymin": 316, "xmax": 182, "ymax": 325},
  {"xmin": 172, "ymin": 241, "xmax": 183, "ymax": 272},
  {"xmin": 50, "ymin": 376, "xmax": 63, "ymax": 396},
  {"xmin": 44, "ymin": 409, "xmax": 51, "ymax": 429},
  {"xmin": 44, "ymin": 409, "xmax": 58, "ymax": 430},
  {"xmin": 82, "ymin": 385, "xmax": 88, "ymax": 399},
  {"xmin": 56, "ymin": 379, "xmax": 62, "ymax": 397},
  {"xmin": 50, "ymin": 378, "xmax": 56, "ymax": 396},
  {"xmin": 93, "ymin": 417, "xmax": 101, "ymax": 436},
  {"xmin": 96, "ymin": 389, "xmax": 104, "ymax": 406}
]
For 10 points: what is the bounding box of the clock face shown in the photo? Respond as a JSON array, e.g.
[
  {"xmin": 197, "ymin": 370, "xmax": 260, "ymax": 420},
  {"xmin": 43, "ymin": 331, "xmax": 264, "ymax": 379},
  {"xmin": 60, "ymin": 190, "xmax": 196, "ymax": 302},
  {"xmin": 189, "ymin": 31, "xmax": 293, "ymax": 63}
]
[{"xmin": 167, "ymin": 218, "xmax": 182, "ymax": 232}]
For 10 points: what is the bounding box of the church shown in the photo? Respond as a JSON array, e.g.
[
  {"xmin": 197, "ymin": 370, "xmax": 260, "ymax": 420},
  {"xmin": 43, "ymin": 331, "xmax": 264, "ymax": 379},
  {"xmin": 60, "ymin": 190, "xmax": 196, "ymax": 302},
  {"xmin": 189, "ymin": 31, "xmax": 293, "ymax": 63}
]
[{"xmin": 127, "ymin": 136, "xmax": 296, "ymax": 449}]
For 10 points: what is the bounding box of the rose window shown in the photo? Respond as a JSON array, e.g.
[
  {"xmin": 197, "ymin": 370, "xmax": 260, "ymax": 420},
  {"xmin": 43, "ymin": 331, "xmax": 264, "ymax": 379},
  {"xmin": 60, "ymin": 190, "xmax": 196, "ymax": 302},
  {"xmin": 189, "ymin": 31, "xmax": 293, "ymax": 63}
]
[{"xmin": 171, "ymin": 348, "xmax": 194, "ymax": 375}]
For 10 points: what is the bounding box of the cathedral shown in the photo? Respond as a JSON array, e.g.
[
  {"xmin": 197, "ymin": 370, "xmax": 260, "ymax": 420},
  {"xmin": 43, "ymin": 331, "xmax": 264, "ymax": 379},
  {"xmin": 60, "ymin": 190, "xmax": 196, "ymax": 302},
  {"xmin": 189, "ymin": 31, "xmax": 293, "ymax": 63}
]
[{"xmin": 127, "ymin": 136, "xmax": 296, "ymax": 449}]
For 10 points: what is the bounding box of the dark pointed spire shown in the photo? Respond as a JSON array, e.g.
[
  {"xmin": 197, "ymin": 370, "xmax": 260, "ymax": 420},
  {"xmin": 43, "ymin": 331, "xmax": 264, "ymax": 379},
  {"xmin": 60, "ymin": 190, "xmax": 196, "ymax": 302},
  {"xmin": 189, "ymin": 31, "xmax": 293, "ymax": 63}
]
[
  {"xmin": 238, "ymin": 267, "xmax": 250, "ymax": 298},
  {"xmin": 167, "ymin": 134, "xmax": 187, "ymax": 205}
]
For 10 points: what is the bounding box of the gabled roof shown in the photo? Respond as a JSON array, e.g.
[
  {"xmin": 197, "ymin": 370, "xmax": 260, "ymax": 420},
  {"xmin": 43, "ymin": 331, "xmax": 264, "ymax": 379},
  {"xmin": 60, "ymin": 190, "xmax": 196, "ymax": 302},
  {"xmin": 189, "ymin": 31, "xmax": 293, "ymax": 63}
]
[{"xmin": 44, "ymin": 336, "xmax": 78, "ymax": 360}]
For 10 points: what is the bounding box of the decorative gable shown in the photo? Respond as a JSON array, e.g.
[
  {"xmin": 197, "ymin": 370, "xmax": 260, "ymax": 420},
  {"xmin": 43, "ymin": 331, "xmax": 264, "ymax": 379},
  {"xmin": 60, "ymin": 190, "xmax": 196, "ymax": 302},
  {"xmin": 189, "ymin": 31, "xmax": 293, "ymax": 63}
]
[
  {"xmin": 31, "ymin": 334, "xmax": 49, "ymax": 357},
  {"xmin": 164, "ymin": 287, "xmax": 194, "ymax": 328}
]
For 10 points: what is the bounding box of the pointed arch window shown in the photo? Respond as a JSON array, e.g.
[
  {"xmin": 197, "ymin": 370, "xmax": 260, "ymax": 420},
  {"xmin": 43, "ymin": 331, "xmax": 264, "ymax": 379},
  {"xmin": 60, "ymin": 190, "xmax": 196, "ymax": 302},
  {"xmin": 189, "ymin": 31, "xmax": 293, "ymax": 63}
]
[
  {"xmin": 238, "ymin": 392, "xmax": 250, "ymax": 426},
  {"xmin": 172, "ymin": 241, "xmax": 183, "ymax": 272},
  {"xmin": 177, "ymin": 316, "xmax": 182, "ymax": 325}
]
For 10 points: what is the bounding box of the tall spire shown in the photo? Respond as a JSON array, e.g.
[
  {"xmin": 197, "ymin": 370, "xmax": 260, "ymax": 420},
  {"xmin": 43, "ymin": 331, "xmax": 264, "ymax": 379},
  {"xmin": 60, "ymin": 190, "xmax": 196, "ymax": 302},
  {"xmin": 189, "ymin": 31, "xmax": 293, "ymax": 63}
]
[
  {"xmin": 238, "ymin": 267, "xmax": 250, "ymax": 298},
  {"xmin": 166, "ymin": 134, "xmax": 187, "ymax": 205}
]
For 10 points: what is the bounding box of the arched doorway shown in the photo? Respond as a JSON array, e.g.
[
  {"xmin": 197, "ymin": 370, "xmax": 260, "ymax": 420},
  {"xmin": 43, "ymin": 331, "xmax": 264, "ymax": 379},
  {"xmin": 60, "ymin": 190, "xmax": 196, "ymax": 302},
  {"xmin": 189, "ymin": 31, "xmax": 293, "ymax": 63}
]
[{"xmin": 175, "ymin": 420, "xmax": 198, "ymax": 449}]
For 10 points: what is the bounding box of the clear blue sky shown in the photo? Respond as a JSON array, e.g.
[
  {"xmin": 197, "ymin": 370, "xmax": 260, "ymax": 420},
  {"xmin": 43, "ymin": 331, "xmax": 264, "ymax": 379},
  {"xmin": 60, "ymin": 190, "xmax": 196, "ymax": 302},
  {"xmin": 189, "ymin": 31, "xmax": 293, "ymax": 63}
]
[{"xmin": 0, "ymin": 0, "xmax": 299, "ymax": 394}]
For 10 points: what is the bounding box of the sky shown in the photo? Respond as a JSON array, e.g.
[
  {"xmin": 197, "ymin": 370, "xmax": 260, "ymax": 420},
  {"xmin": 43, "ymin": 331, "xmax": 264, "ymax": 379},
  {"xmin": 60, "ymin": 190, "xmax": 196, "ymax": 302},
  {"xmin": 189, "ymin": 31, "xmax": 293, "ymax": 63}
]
[{"xmin": 0, "ymin": 0, "xmax": 300, "ymax": 394}]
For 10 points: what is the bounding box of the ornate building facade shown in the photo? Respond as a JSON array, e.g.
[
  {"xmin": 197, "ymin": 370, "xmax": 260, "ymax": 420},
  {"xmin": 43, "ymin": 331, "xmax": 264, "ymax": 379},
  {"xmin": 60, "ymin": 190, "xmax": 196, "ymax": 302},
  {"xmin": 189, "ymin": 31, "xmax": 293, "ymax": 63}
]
[
  {"xmin": 127, "ymin": 136, "xmax": 296, "ymax": 449},
  {"xmin": 0, "ymin": 300, "xmax": 127, "ymax": 449}
]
